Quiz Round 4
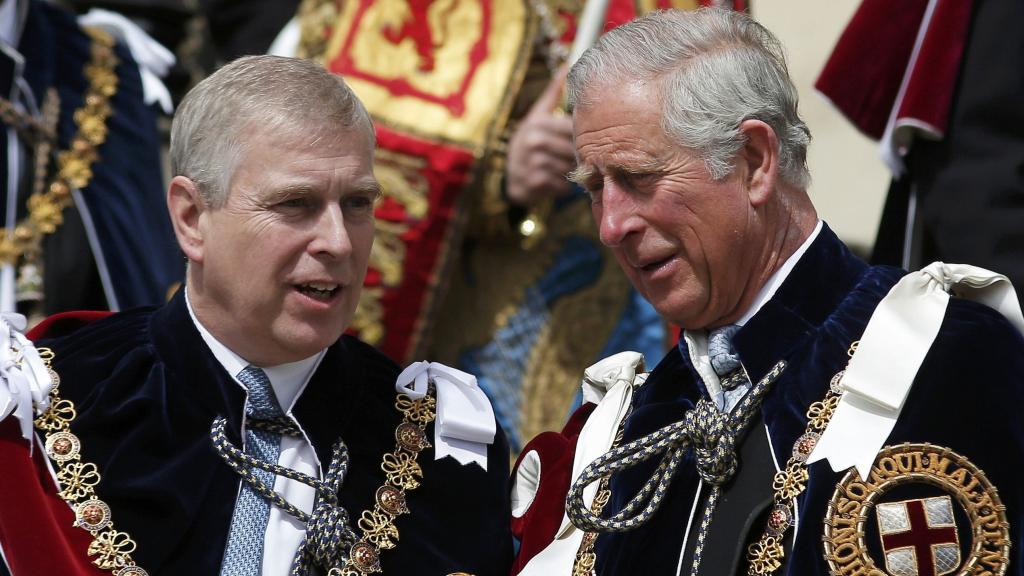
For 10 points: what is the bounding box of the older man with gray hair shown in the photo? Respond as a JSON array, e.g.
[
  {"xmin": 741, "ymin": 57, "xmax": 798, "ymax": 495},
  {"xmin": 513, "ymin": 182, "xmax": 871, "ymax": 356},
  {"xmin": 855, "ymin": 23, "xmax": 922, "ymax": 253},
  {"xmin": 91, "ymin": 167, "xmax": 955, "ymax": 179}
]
[
  {"xmin": 510, "ymin": 8, "xmax": 1024, "ymax": 576},
  {"xmin": 0, "ymin": 55, "xmax": 511, "ymax": 575}
]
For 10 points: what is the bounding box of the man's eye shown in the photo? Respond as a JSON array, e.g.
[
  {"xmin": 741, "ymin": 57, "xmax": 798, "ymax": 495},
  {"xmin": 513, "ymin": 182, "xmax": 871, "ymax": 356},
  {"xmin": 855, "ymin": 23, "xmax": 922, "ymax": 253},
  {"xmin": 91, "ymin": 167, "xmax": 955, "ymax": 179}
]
[
  {"xmin": 342, "ymin": 195, "xmax": 376, "ymax": 215},
  {"xmin": 278, "ymin": 198, "xmax": 308, "ymax": 209},
  {"xmin": 623, "ymin": 172, "xmax": 657, "ymax": 188}
]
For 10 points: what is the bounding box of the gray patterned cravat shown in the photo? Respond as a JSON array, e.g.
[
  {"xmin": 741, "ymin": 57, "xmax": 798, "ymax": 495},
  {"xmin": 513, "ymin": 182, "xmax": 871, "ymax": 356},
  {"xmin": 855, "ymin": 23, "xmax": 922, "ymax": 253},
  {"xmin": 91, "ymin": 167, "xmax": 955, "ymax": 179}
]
[
  {"xmin": 708, "ymin": 325, "xmax": 751, "ymax": 412},
  {"xmin": 708, "ymin": 324, "xmax": 742, "ymax": 378},
  {"xmin": 220, "ymin": 366, "xmax": 284, "ymax": 576}
]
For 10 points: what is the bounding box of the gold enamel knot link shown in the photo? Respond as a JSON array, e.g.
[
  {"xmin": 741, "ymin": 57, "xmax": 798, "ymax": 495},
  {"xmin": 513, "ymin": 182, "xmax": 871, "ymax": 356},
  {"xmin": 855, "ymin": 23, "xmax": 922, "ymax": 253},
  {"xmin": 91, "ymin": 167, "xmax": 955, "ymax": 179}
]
[{"xmin": 34, "ymin": 347, "xmax": 148, "ymax": 576}]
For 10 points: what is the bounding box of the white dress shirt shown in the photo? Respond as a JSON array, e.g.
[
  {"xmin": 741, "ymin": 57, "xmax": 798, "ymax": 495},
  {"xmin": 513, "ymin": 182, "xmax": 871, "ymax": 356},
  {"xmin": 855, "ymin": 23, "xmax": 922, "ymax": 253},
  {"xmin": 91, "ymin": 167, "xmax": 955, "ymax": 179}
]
[{"xmin": 185, "ymin": 290, "xmax": 324, "ymax": 575}]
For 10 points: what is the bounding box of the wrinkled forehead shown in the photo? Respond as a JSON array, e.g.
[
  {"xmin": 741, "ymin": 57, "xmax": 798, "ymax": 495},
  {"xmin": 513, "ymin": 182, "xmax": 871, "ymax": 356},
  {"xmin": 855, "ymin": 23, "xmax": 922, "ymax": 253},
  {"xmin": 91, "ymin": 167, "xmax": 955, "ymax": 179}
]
[
  {"xmin": 572, "ymin": 77, "xmax": 664, "ymax": 136},
  {"xmin": 245, "ymin": 113, "xmax": 375, "ymax": 153},
  {"xmin": 219, "ymin": 121, "xmax": 377, "ymax": 198},
  {"xmin": 572, "ymin": 71, "xmax": 663, "ymax": 113},
  {"xmin": 573, "ymin": 81, "xmax": 665, "ymax": 151}
]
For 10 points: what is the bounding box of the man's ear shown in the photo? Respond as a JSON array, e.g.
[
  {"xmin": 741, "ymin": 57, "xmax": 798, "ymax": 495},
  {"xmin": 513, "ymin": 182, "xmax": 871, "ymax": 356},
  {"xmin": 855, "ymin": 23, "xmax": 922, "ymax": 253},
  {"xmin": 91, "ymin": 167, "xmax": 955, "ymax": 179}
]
[
  {"xmin": 167, "ymin": 176, "xmax": 207, "ymax": 264},
  {"xmin": 736, "ymin": 119, "xmax": 780, "ymax": 207}
]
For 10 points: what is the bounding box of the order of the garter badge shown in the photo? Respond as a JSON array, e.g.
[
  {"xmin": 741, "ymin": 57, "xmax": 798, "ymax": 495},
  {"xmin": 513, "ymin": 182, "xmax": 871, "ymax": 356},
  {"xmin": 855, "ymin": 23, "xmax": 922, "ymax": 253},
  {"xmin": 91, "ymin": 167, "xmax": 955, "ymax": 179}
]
[{"xmin": 823, "ymin": 443, "xmax": 1010, "ymax": 576}]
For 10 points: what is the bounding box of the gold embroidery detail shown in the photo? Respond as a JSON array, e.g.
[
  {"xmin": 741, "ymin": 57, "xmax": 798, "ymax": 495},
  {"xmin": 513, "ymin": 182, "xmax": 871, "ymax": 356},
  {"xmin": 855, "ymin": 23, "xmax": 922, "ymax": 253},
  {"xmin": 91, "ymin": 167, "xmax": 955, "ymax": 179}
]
[
  {"xmin": 322, "ymin": 0, "xmax": 527, "ymax": 149},
  {"xmin": 297, "ymin": 0, "xmax": 341, "ymax": 63},
  {"xmin": 369, "ymin": 220, "xmax": 410, "ymax": 288},
  {"xmin": 351, "ymin": 287, "xmax": 385, "ymax": 346},
  {"xmin": 431, "ymin": 198, "xmax": 633, "ymax": 447},
  {"xmin": 823, "ymin": 443, "xmax": 1010, "ymax": 576},
  {"xmin": 350, "ymin": 149, "xmax": 432, "ymax": 349}
]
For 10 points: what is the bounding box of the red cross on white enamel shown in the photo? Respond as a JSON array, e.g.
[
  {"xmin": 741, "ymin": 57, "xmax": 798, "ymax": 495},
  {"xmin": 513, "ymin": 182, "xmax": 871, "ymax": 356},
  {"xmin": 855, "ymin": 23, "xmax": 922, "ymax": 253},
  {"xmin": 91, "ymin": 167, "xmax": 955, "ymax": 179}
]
[{"xmin": 881, "ymin": 500, "xmax": 957, "ymax": 576}]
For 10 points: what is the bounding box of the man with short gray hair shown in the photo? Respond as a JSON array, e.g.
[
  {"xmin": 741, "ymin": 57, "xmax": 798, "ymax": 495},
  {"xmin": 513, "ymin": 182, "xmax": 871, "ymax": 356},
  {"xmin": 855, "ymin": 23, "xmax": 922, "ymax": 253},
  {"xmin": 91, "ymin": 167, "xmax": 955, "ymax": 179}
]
[
  {"xmin": 0, "ymin": 55, "xmax": 512, "ymax": 575},
  {"xmin": 510, "ymin": 9, "xmax": 1024, "ymax": 576}
]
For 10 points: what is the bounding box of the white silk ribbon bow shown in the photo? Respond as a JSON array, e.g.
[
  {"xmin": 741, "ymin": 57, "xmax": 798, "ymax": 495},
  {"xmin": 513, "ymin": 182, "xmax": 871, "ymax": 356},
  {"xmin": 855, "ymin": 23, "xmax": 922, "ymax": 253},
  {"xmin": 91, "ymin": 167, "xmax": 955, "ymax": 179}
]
[
  {"xmin": 519, "ymin": 351, "xmax": 646, "ymax": 576},
  {"xmin": 0, "ymin": 313, "xmax": 55, "ymax": 451},
  {"xmin": 807, "ymin": 262, "xmax": 1024, "ymax": 480},
  {"xmin": 395, "ymin": 361, "xmax": 496, "ymax": 470}
]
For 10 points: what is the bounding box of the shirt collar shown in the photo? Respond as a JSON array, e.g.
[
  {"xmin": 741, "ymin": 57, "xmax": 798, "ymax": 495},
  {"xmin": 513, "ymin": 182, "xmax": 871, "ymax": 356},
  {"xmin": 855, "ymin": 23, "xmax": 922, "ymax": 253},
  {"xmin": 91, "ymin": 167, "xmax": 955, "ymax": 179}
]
[
  {"xmin": 184, "ymin": 287, "xmax": 324, "ymax": 413},
  {"xmin": 735, "ymin": 219, "xmax": 823, "ymax": 327},
  {"xmin": 679, "ymin": 220, "xmax": 822, "ymax": 407}
]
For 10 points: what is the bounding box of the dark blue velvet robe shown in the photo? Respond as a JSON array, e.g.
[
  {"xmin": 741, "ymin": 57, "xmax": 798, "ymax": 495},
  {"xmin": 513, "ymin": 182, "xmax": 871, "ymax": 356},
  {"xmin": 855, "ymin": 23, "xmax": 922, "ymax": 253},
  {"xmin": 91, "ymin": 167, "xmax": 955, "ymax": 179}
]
[
  {"xmin": 594, "ymin": 224, "xmax": 1024, "ymax": 575},
  {"xmin": 20, "ymin": 291, "xmax": 513, "ymax": 575},
  {"xmin": 10, "ymin": 0, "xmax": 182, "ymax": 312}
]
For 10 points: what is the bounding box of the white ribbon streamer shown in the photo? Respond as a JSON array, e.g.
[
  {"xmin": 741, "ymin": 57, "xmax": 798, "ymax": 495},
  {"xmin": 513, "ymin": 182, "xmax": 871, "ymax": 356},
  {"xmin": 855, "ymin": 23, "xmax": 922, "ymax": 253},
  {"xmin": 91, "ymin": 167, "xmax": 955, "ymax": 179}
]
[
  {"xmin": 519, "ymin": 351, "xmax": 646, "ymax": 575},
  {"xmin": 0, "ymin": 313, "xmax": 55, "ymax": 451},
  {"xmin": 395, "ymin": 361, "xmax": 496, "ymax": 470},
  {"xmin": 78, "ymin": 9, "xmax": 176, "ymax": 113},
  {"xmin": 807, "ymin": 262, "xmax": 1024, "ymax": 480}
]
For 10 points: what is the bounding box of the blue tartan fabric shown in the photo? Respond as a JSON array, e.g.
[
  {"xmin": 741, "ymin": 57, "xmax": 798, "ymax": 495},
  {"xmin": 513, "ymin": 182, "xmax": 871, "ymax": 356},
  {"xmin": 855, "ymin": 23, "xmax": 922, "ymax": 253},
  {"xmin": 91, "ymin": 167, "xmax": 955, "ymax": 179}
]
[{"xmin": 220, "ymin": 367, "xmax": 284, "ymax": 576}]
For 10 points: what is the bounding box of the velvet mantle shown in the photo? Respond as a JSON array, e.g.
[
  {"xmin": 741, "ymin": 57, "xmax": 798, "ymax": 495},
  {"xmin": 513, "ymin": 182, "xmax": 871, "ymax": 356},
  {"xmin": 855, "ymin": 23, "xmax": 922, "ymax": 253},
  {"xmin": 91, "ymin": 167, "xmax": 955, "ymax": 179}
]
[
  {"xmin": 0, "ymin": 290, "xmax": 513, "ymax": 575},
  {"xmin": 14, "ymin": 0, "xmax": 183, "ymax": 312},
  {"xmin": 515, "ymin": 224, "xmax": 1024, "ymax": 575}
]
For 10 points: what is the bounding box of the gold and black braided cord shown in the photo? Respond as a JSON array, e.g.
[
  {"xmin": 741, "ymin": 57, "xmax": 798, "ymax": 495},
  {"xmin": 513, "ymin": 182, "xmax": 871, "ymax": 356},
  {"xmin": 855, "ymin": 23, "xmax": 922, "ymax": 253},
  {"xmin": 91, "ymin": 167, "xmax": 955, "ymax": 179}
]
[
  {"xmin": 248, "ymin": 416, "xmax": 303, "ymax": 437},
  {"xmin": 210, "ymin": 415, "xmax": 343, "ymax": 522},
  {"xmin": 566, "ymin": 360, "xmax": 787, "ymax": 575}
]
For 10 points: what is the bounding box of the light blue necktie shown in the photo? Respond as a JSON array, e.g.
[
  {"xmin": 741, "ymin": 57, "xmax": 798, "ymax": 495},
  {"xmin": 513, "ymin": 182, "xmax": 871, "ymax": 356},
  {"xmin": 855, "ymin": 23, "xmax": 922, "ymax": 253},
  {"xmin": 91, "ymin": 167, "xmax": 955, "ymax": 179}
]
[{"xmin": 220, "ymin": 366, "xmax": 284, "ymax": 576}]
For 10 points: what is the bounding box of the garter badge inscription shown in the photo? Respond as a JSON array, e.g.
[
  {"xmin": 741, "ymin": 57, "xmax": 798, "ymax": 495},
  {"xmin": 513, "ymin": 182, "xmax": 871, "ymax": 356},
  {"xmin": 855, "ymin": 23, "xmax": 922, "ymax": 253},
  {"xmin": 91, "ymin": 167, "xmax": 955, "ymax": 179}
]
[{"xmin": 823, "ymin": 443, "xmax": 1009, "ymax": 576}]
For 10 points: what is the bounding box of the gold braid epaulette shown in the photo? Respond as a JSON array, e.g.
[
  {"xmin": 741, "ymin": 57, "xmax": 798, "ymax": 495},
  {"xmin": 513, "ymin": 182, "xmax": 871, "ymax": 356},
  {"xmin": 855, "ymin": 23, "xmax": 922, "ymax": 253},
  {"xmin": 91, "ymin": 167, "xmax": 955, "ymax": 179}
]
[
  {"xmin": 0, "ymin": 26, "xmax": 118, "ymax": 267},
  {"xmin": 33, "ymin": 346, "xmax": 148, "ymax": 576}
]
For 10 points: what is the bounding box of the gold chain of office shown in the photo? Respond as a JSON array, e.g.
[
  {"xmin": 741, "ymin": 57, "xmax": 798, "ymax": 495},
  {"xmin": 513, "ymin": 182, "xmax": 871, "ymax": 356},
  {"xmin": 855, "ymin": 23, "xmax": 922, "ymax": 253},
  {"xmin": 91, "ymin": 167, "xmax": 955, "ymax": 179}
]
[
  {"xmin": 33, "ymin": 343, "xmax": 443, "ymax": 575},
  {"xmin": 33, "ymin": 346, "xmax": 149, "ymax": 576},
  {"xmin": 744, "ymin": 342, "xmax": 858, "ymax": 574},
  {"xmin": 0, "ymin": 26, "xmax": 118, "ymax": 267}
]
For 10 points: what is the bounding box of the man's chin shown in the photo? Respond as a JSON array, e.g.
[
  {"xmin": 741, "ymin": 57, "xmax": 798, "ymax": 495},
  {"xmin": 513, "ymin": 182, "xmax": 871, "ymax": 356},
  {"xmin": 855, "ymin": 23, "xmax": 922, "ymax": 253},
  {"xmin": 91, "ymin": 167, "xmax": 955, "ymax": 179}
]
[
  {"xmin": 269, "ymin": 321, "xmax": 347, "ymax": 362},
  {"xmin": 652, "ymin": 299, "xmax": 708, "ymax": 332}
]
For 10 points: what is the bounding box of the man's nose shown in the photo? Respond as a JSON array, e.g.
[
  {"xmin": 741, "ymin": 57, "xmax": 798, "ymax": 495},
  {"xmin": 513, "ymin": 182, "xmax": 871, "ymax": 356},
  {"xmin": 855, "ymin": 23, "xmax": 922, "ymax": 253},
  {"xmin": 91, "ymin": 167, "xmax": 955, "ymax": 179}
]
[
  {"xmin": 309, "ymin": 203, "xmax": 352, "ymax": 258},
  {"xmin": 596, "ymin": 181, "xmax": 642, "ymax": 247}
]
